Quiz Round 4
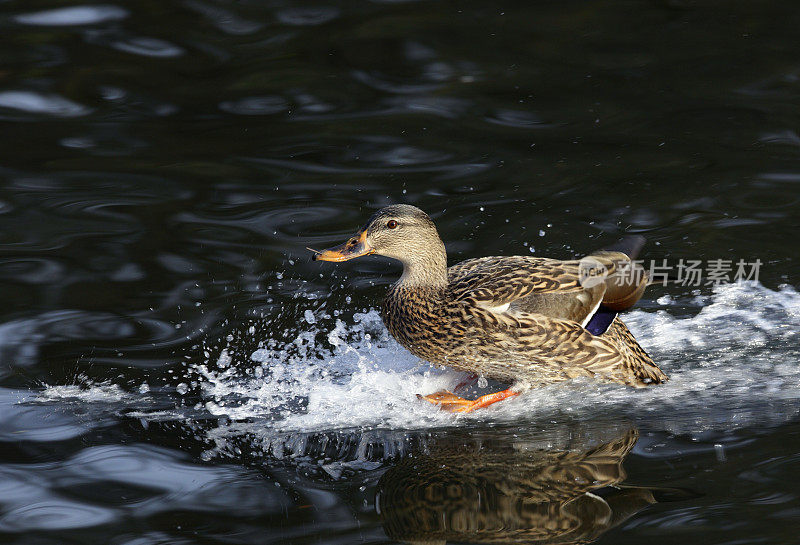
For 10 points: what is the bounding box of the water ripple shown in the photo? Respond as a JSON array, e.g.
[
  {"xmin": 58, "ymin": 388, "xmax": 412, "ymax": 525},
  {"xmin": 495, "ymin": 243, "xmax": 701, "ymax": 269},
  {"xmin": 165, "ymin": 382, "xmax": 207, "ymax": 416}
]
[
  {"xmin": 176, "ymin": 204, "xmax": 346, "ymax": 243},
  {"xmin": 220, "ymin": 96, "xmax": 289, "ymax": 115},
  {"xmin": 0, "ymin": 389, "xmax": 89, "ymax": 441},
  {"xmin": 110, "ymin": 37, "xmax": 185, "ymax": 58},
  {"xmin": 276, "ymin": 7, "xmax": 340, "ymax": 26},
  {"xmin": 0, "ymin": 257, "xmax": 66, "ymax": 284},
  {"xmin": 246, "ymin": 156, "xmax": 490, "ymax": 179},
  {"xmin": 14, "ymin": 5, "xmax": 128, "ymax": 26},
  {"xmin": 184, "ymin": 0, "xmax": 263, "ymax": 35},
  {"xmin": 0, "ymin": 91, "xmax": 92, "ymax": 118},
  {"xmin": 351, "ymin": 70, "xmax": 443, "ymax": 94},
  {"xmin": 486, "ymin": 108, "xmax": 552, "ymax": 128},
  {"xmin": 0, "ymin": 501, "xmax": 116, "ymax": 531},
  {"xmin": 0, "ymin": 310, "xmax": 205, "ymax": 369},
  {"xmin": 65, "ymin": 445, "xmax": 291, "ymax": 515}
]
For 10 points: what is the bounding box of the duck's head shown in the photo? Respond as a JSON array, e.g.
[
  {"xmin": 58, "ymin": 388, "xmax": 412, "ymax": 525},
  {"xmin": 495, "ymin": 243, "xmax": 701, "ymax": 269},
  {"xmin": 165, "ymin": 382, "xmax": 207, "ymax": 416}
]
[{"xmin": 311, "ymin": 205, "xmax": 445, "ymax": 267}]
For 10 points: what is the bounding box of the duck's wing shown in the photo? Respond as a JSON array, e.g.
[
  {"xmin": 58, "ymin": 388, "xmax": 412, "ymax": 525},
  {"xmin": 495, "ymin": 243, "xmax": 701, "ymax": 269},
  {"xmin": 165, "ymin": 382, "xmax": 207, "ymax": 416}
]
[
  {"xmin": 447, "ymin": 256, "xmax": 599, "ymax": 326},
  {"xmin": 448, "ymin": 251, "xmax": 645, "ymax": 327}
]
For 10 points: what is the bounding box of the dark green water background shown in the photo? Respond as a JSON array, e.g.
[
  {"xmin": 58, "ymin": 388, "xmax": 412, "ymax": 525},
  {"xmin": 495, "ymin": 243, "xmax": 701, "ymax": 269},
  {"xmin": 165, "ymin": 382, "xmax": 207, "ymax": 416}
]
[{"xmin": 1, "ymin": 1, "xmax": 800, "ymax": 544}]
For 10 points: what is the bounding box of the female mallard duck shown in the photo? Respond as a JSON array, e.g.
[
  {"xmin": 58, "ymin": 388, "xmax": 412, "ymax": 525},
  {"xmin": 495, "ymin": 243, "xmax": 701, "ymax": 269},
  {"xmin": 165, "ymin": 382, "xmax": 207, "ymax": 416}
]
[{"xmin": 312, "ymin": 204, "xmax": 667, "ymax": 412}]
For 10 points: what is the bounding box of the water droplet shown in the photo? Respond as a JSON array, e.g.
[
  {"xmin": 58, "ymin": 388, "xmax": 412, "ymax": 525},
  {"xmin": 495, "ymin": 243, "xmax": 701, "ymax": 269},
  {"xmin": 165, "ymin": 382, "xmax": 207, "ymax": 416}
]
[{"xmin": 217, "ymin": 349, "xmax": 232, "ymax": 369}]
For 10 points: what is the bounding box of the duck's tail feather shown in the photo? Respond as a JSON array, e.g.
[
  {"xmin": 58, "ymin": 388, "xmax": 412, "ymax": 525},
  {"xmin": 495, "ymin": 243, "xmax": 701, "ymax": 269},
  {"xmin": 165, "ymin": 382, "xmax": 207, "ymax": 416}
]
[
  {"xmin": 606, "ymin": 317, "xmax": 668, "ymax": 385},
  {"xmin": 584, "ymin": 236, "xmax": 649, "ymax": 312},
  {"xmin": 601, "ymin": 234, "xmax": 646, "ymax": 260}
]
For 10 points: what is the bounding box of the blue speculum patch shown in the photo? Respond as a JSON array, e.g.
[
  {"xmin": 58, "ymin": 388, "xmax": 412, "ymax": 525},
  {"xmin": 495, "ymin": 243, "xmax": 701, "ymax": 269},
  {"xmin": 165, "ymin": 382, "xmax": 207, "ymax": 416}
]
[{"xmin": 585, "ymin": 306, "xmax": 618, "ymax": 336}]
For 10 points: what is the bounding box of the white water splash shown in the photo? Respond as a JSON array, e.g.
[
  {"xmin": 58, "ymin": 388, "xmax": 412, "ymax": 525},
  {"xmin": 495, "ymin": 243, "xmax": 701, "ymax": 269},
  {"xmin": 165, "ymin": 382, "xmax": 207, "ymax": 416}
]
[
  {"xmin": 181, "ymin": 282, "xmax": 800, "ymax": 435},
  {"xmin": 39, "ymin": 381, "xmax": 132, "ymax": 403},
  {"xmin": 188, "ymin": 310, "xmax": 460, "ymax": 431},
  {"xmin": 35, "ymin": 282, "xmax": 800, "ymax": 437}
]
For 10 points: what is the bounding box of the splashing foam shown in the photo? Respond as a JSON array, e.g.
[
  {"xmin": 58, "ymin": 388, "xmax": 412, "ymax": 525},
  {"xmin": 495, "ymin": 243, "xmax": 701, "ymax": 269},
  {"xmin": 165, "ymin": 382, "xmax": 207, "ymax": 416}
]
[
  {"xmin": 39, "ymin": 380, "xmax": 132, "ymax": 403},
  {"xmin": 188, "ymin": 310, "xmax": 460, "ymax": 431},
  {"xmin": 35, "ymin": 282, "xmax": 800, "ymax": 443},
  {"xmin": 182, "ymin": 282, "xmax": 800, "ymax": 435}
]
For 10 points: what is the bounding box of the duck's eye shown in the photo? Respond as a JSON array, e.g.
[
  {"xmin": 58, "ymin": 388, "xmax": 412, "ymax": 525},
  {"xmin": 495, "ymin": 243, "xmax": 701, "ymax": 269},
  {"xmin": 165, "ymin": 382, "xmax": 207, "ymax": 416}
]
[{"xmin": 386, "ymin": 220, "xmax": 398, "ymax": 229}]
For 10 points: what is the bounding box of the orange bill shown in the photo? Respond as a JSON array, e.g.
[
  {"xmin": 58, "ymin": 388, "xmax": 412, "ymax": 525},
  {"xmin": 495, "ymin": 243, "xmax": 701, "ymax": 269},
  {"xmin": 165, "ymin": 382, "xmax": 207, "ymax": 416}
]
[{"xmin": 311, "ymin": 229, "xmax": 374, "ymax": 262}]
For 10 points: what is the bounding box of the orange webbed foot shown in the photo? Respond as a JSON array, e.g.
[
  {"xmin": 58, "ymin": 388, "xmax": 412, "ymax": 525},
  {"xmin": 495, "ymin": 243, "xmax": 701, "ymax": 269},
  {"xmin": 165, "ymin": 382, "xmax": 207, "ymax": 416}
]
[
  {"xmin": 417, "ymin": 390, "xmax": 474, "ymax": 412},
  {"xmin": 418, "ymin": 388, "xmax": 519, "ymax": 413}
]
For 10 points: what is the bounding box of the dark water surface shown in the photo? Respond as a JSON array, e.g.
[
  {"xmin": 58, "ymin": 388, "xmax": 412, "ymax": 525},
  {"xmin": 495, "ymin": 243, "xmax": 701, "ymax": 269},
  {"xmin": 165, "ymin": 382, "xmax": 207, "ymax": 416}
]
[{"xmin": 2, "ymin": 1, "xmax": 800, "ymax": 543}]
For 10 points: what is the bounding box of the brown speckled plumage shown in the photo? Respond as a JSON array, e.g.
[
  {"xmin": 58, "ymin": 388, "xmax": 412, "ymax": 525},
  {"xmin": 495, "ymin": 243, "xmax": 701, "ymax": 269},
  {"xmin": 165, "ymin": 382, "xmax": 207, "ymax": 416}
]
[{"xmin": 315, "ymin": 205, "xmax": 667, "ymax": 393}]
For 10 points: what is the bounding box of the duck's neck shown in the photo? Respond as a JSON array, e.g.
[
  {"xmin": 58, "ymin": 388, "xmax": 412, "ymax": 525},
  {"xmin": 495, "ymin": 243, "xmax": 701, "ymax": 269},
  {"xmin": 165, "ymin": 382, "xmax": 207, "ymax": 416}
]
[{"xmin": 395, "ymin": 241, "xmax": 448, "ymax": 290}]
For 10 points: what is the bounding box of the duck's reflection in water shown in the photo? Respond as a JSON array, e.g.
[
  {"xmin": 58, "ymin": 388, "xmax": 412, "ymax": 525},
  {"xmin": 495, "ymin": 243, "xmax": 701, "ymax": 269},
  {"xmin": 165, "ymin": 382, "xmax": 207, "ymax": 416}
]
[{"xmin": 376, "ymin": 426, "xmax": 694, "ymax": 544}]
